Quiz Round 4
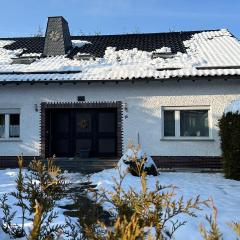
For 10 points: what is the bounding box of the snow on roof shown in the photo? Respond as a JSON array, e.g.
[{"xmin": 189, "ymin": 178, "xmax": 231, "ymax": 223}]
[
  {"xmin": 0, "ymin": 29, "xmax": 240, "ymax": 82},
  {"xmin": 71, "ymin": 40, "xmax": 91, "ymax": 48},
  {"xmin": 21, "ymin": 53, "xmax": 42, "ymax": 57},
  {"xmin": 155, "ymin": 47, "xmax": 172, "ymax": 53}
]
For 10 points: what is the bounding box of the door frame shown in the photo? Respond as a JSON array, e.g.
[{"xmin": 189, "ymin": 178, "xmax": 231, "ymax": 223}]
[{"xmin": 40, "ymin": 101, "xmax": 123, "ymax": 158}]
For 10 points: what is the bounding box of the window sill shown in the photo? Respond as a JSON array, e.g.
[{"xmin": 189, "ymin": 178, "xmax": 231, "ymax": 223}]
[
  {"xmin": 0, "ymin": 138, "xmax": 22, "ymax": 142},
  {"xmin": 161, "ymin": 137, "xmax": 214, "ymax": 141}
]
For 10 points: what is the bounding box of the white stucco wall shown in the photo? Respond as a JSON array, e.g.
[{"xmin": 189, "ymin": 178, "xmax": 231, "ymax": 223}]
[{"xmin": 0, "ymin": 79, "xmax": 239, "ymax": 157}]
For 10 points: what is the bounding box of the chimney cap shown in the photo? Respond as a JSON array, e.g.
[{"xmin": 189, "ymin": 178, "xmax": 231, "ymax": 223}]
[{"xmin": 47, "ymin": 16, "xmax": 68, "ymax": 20}]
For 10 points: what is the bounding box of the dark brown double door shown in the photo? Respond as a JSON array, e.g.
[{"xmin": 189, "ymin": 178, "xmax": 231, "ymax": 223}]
[{"xmin": 47, "ymin": 108, "xmax": 117, "ymax": 157}]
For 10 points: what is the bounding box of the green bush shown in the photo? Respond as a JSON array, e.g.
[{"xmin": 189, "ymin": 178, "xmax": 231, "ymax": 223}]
[{"xmin": 219, "ymin": 112, "xmax": 240, "ymax": 180}]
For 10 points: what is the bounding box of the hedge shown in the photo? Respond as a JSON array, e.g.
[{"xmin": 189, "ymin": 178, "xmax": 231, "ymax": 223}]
[{"xmin": 219, "ymin": 112, "xmax": 240, "ymax": 180}]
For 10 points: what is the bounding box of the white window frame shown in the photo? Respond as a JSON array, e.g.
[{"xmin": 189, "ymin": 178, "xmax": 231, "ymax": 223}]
[
  {"xmin": 161, "ymin": 106, "xmax": 213, "ymax": 141},
  {"xmin": 0, "ymin": 109, "xmax": 21, "ymax": 141}
]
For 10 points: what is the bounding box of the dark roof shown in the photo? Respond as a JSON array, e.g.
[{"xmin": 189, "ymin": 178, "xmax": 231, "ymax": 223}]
[{"xmin": 0, "ymin": 30, "xmax": 209, "ymax": 58}]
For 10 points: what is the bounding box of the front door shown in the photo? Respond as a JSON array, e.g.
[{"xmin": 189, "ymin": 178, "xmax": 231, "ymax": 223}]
[
  {"xmin": 50, "ymin": 110, "xmax": 72, "ymax": 157},
  {"xmin": 48, "ymin": 108, "xmax": 117, "ymax": 157},
  {"xmin": 75, "ymin": 110, "xmax": 96, "ymax": 156},
  {"xmin": 97, "ymin": 110, "xmax": 117, "ymax": 156}
]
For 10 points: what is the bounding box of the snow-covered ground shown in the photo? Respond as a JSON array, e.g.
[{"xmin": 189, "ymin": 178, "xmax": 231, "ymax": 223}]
[
  {"xmin": 90, "ymin": 169, "xmax": 240, "ymax": 240},
  {"xmin": 0, "ymin": 168, "xmax": 239, "ymax": 239},
  {"xmin": 0, "ymin": 169, "xmax": 82, "ymax": 240}
]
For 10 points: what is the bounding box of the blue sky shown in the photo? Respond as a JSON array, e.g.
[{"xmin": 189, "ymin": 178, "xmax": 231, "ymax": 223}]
[{"xmin": 0, "ymin": 0, "xmax": 239, "ymax": 38}]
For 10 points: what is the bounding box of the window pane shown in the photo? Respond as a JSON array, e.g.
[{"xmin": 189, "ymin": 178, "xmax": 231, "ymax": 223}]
[
  {"xmin": 0, "ymin": 114, "xmax": 5, "ymax": 138},
  {"xmin": 9, "ymin": 114, "xmax": 20, "ymax": 138},
  {"xmin": 180, "ymin": 110, "xmax": 209, "ymax": 137},
  {"xmin": 164, "ymin": 111, "xmax": 175, "ymax": 136}
]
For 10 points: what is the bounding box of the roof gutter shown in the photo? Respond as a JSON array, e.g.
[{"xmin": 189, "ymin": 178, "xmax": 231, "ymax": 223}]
[
  {"xmin": 0, "ymin": 70, "xmax": 82, "ymax": 75},
  {"xmin": 0, "ymin": 74, "xmax": 239, "ymax": 86}
]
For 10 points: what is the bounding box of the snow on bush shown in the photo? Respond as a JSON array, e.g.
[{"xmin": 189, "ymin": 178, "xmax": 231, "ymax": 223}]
[
  {"xmin": 224, "ymin": 98, "xmax": 240, "ymax": 114},
  {"xmin": 0, "ymin": 225, "xmax": 18, "ymax": 240},
  {"xmin": 117, "ymin": 145, "xmax": 158, "ymax": 176}
]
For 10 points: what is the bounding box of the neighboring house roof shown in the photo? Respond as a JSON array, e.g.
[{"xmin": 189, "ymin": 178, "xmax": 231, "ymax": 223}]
[{"xmin": 0, "ymin": 29, "xmax": 240, "ymax": 82}]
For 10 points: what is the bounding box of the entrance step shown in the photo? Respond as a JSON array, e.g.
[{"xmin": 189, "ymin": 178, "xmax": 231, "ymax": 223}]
[{"xmin": 54, "ymin": 157, "xmax": 119, "ymax": 174}]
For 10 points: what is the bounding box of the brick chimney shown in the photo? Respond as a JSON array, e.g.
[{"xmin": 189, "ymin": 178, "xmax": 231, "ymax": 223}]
[{"xmin": 43, "ymin": 16, "xmax": 72, "ymax": 56}]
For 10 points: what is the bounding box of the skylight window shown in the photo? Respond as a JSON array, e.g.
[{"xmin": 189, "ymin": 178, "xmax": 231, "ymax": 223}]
[
  {"xmin": 11, "ymin": 56, "xmax": 39, "ymax": 65},
  {"xmin": 11, "ymin": 52, "xmax": 42, "ymax": 65}
]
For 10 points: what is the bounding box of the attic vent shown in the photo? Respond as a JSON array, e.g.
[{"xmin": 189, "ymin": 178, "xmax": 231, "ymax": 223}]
[
  {"xmin": 74, "ymin": 53, "xmax": 95, "ymax": 61},
  {"xmin": 152, "ymin": 47, "xmax": 174, "ymax": 59},
  {"xmin": 43, "ymin": 16, "xmax": 72, "ymax": 56}
]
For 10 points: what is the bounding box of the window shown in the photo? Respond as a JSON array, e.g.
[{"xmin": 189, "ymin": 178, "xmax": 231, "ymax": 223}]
[
  {"xmin": 180, "ymin": 110, "xmax": 208, "ymax": 137},
  {"xmin": 163, "ymin": 107, "xmax": 211, "ymax": 139},
  {"xmin": 9, "ymin": 114, "xmax": 20, "ymax": 138},
  {"xmin": 0, "ymin": 111, "xmax": 20, "ymax": 139},
  {"xmin": 0, "ymin": 115, "xmax": 5, "ymax": 138},
  {"xmin": 164, "ymin": 111, "xmax": 175, "ymax": 136}
]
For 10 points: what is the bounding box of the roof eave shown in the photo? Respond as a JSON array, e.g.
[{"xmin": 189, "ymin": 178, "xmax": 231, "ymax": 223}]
[{"xmin": 0, "ymin": 74, "xmax": 239, "ymax": 85}]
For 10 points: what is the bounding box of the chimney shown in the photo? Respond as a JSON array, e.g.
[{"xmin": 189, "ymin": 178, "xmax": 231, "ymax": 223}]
[{"xmin": 43, "ymin": 16, "xmax": 72, "ymax": 56}]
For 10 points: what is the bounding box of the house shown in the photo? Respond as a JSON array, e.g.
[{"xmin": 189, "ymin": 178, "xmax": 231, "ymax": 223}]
[{"xmin": 0, "ymin": 16, "xmax": 240, "ymax": 169}]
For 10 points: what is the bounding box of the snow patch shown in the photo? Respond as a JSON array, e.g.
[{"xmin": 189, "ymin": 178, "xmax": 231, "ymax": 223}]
[
  {"xmin": 90, "ymin": 169, "xmax": 240, "ymax": 240},
  {"xmin": 0, "ymin": 40, "xmax": 15, "ymax": 48},
  {"xmin": 155, "ymin": 47, "xmax": 172, "ymax": 53},
  {"xmin": 5, "ymin": 171, "xmax": 18, "ymax": 177},
  {"xmin": 71, "ymin": 40, "xmax": 91, "ymax": 48},
  {"xmin": 21, "ymin": 53, "xmax": 42, "ymax": 57}
]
